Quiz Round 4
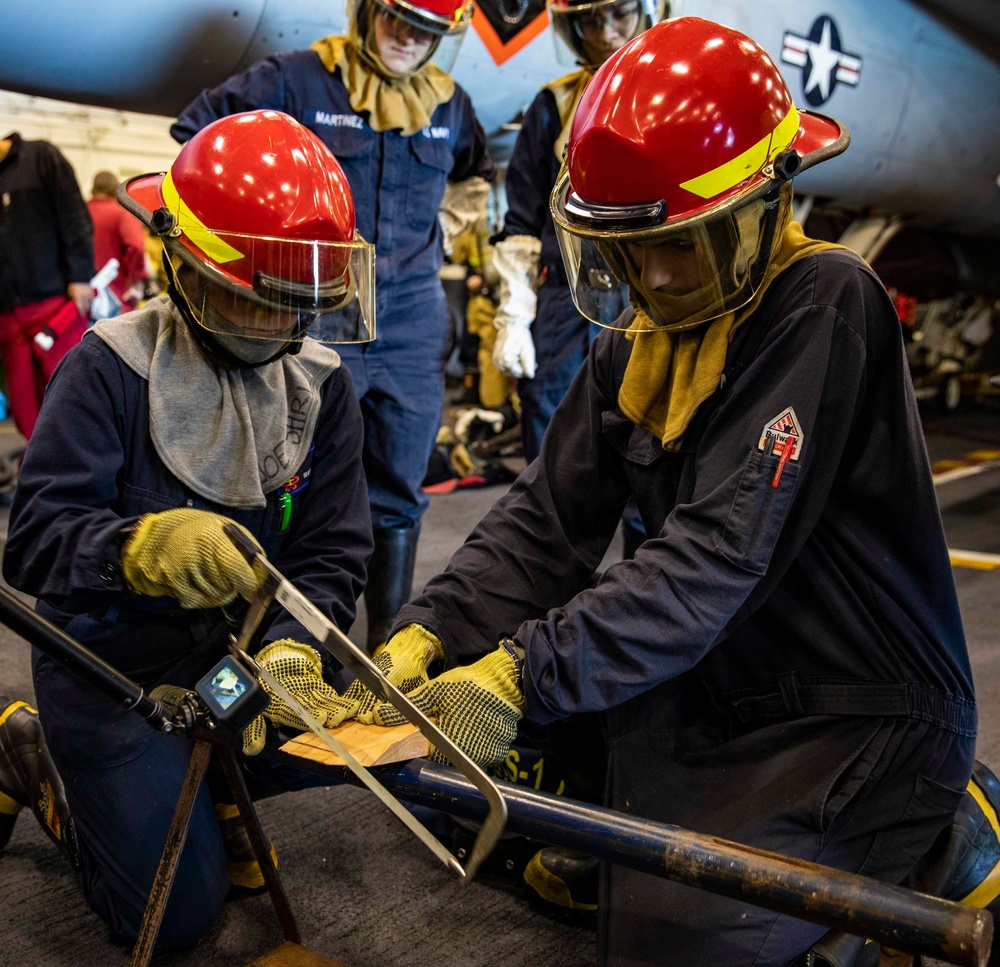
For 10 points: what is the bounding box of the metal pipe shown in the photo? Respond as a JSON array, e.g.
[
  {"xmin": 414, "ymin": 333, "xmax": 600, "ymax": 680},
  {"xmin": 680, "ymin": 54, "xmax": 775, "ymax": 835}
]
[
  {"xmin": 365, "ymin": 759, "xmax": 992, "ymax": 967},
  {"xmin": 0, "ymin": 585, "xmax": 161, "ymax": 721}
]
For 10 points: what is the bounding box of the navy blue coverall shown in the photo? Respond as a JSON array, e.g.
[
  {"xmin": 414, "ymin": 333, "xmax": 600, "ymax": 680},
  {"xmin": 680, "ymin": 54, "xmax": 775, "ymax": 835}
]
[
  {"xmin": 2, "ymin": 305, "xmax": 373, "ymax": 950},
  {"xmin": 171, "ymin": 49, "xmax": 495, "ymax": 530},
  {"xmin": 397, "ymin": 251, "xmax": 977, "ymax": 965}
]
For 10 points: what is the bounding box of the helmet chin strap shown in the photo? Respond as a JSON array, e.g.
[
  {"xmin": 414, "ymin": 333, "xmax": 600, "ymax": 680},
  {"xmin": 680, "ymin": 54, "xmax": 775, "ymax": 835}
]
[{"xmin": 164, "ymin": 256, "xmax": 302, "ymax": 369}]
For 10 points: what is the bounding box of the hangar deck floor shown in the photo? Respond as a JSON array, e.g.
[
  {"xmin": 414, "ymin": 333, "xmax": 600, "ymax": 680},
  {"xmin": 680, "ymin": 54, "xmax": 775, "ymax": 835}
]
[{"xmin": 0, "ymin": 403, "xmax": 997, "ymax": 967}]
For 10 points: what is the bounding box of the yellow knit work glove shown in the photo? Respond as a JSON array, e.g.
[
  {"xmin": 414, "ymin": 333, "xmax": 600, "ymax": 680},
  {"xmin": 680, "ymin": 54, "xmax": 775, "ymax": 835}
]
[
  {"xmin": 122, "ymin": 509, "xmax": 261, "ymax": 609},
  {"xmin": 242, "ymin": 639, "xmax": 356, "ymax": 756},
  {"xmin": 348, "ymin": 624, "xmax": 444, "ymax": 724},
  {"xmin": 370, "ymin": 645, "xmax": 524, "ymax": 769}
]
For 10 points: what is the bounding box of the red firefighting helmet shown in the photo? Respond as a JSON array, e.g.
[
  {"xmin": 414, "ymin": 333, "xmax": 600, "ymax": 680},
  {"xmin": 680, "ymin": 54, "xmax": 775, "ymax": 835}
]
[
  {"xmin": 550, "ymin": 17, "xmax": 849, "ymax": 330},
  {"xmin": 121, "ymin": 110, "xmax": 375, "ymax": 345},
  {"xmin": 547, "ymin": 0, "xmax": 664, "ymax": 69},
  {"xmin": 351, "ymin": 0, "xmax": 473, "ymax": 77}
]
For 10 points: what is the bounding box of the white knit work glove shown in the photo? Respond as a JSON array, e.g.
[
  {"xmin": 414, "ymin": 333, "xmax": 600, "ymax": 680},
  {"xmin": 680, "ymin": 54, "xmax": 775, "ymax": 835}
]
[{"xmin": 492, "ymin": 235, "xmax": 542, "ymax": 379}]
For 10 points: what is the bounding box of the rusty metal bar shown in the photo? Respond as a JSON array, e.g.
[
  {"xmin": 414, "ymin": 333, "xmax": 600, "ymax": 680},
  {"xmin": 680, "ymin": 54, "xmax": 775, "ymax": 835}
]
[
  {"xmin": 129, "ymin": 739, "xmax": 213, "ymax": 967},
  {"xmin": 361, "ymin": 759, "xmax": 992, "ymax": 967}
]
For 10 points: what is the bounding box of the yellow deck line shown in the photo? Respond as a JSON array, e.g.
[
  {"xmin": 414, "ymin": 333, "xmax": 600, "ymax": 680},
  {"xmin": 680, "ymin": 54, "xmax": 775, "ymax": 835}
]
[
  {"xmin": 949, "ymin": 549, "xmax": 1000, "ymax": 571},
  {"xmin": 933, "ymin": 463, "xmax": 998, "ymax": 485}
]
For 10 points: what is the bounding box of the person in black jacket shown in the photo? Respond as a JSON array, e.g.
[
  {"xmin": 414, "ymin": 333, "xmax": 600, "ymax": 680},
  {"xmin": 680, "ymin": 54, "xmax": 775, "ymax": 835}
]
[
  {"xmin": 0, "ymin": 133, "xmax": 93, "ymax": 442},
  {"xmin": 0, "ymin": 110, "xmax": 376, "ymax": 952},
  {"xmin": 337, "ymin": 19, "xmax": 977, "ymax": 965}
]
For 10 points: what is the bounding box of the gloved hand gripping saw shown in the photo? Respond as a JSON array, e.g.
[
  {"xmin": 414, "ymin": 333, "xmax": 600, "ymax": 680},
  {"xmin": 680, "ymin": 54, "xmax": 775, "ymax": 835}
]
[{"xmin": 222, "ymin": 523, "xmax": 508, "ymax": 884}]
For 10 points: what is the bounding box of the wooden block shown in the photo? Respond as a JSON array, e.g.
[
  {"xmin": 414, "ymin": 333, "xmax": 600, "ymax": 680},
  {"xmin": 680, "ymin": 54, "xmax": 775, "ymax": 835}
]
[{"xmin": 278, "ymin": 719, "xmax": 430, "ymax": 768}]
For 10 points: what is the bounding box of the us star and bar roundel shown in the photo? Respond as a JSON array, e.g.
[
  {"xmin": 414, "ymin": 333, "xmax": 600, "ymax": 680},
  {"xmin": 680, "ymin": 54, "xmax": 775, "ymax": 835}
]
[
  {"xmin": 471, "ymin": 0, "xmax": 549, "ymax": 65},
  {"xmin": 780, "ymin": 15, "xmax": 862, "ymax": 108},
  {"xmin": 758, "ymin": 408, "xmax": 803, "ymax": 489}
]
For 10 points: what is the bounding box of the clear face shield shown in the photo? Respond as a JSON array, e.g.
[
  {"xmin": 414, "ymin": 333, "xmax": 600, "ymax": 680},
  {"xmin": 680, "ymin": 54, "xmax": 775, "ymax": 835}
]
[
  {"xmin": 549, "ymin": 0, "xmax": 660, "ymax": 68},
  {"xmin": 552, "ymin": 171, "xmax": 790, "ymax": 330},
  {"xmin": 166, "ymin": 230, "xmax": 376, "ymax": 355},
  {"xmin": 354, "ymin": 0, "xmax": 472, "ymax": 77}
]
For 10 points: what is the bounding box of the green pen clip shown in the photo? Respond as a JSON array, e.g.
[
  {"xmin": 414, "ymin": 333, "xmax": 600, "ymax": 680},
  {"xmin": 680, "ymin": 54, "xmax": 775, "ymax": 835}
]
[{"xmin": 278, "ymin": 491, "xmax": 292, "ymax": 532}]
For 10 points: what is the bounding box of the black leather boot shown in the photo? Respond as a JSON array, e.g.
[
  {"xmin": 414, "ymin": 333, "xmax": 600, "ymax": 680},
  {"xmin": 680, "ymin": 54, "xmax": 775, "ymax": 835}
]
[
  {"xmin": 214, "ymin": 802, "xmax": 278, "ymax": 892},
  {"xmin": 0, "ymin": 701, "xmax": 78, "ymax": 867},
  {"xmin": 363, "ymin": 525, "xmax": 420, "ymax": 653},
  {"xmin": 804, "ymin": 930, "xmax": 882, "ymax": 966}
]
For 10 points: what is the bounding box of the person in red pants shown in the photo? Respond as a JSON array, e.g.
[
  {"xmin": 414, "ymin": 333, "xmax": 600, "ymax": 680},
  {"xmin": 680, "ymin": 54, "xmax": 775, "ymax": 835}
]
[{"xmin": 0, "ymin": 133, "xmax": 93, "ymax": 444}]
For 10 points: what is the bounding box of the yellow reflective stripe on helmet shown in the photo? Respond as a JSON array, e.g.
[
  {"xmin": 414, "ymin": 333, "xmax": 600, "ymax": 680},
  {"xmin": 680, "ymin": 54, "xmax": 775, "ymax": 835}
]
[
  {"xmin": 960, "ymin": 778, "xmax": 1000, "ymax": 908},
  {"xmin": 679, "ymin": 106, "xmax": 800, "ymax": 200},
  {"xmin": 160, "ymin": 170, "xmax": 245, "ymax": 265}
]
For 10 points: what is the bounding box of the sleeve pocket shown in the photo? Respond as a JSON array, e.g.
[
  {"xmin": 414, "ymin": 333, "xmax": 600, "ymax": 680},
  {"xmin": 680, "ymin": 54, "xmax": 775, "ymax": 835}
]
[{"xmin": 715, "ymin": 450, "xmax": 799, "ymax": 575}]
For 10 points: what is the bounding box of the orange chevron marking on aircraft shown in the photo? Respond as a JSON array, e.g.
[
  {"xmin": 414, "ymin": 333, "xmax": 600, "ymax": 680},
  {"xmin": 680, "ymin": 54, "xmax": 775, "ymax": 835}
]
[{"xmin": 471, "ymin": 4, "xmax": 549, "ymax": 65}]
